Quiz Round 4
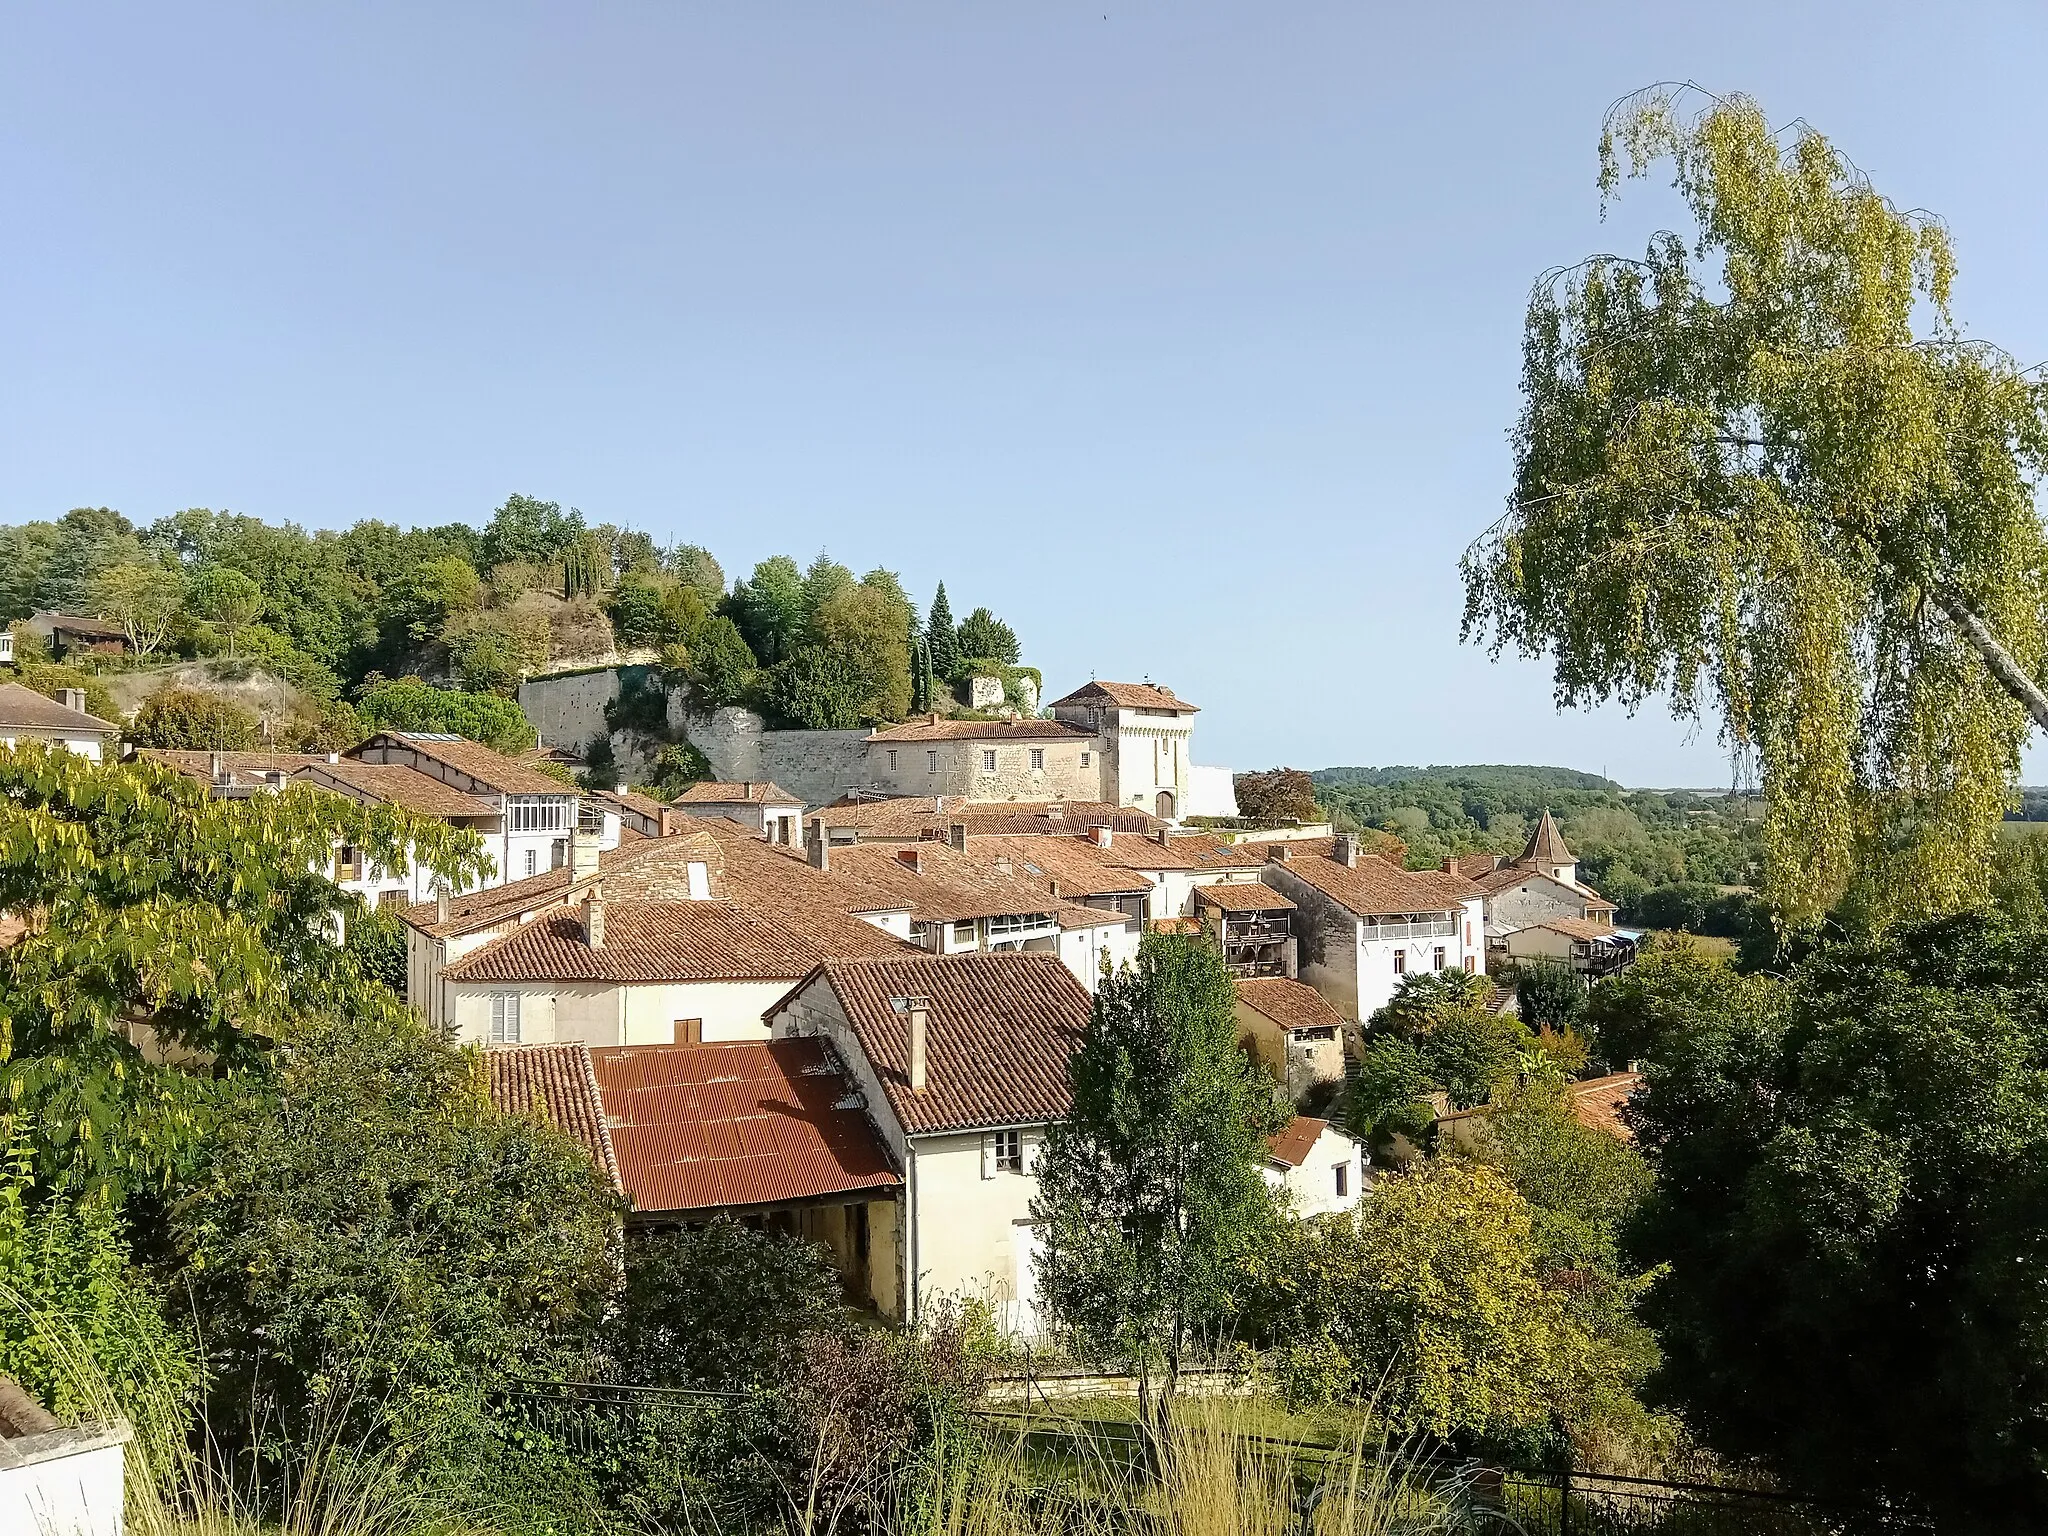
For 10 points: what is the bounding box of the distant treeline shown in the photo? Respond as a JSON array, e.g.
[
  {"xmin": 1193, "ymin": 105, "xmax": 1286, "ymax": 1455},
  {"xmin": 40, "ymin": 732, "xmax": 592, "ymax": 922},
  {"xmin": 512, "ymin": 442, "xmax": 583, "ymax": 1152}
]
[{"xmin": 0, "ymin": 498, "xmax": 1028, "ymax": 732}]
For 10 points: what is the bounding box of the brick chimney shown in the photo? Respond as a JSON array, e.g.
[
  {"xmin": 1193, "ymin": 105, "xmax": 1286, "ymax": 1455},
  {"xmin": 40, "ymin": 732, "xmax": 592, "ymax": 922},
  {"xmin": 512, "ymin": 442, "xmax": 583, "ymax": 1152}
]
[
  {"xmin": 1087, "ymin": 824, "xmax": 1113, "ymax": 849},
  {"xmin": 583, "ymin": 893, "xmax": 605, "ymax": 949},
  {"xmin": 949, "ymin": 822, "xmax": 967, "ymax": 853},
  {"xmin": 896, "ymin": 846, "xmax": 925, "ymax": 874},
  {"xmin": 906, "ymin": 995, "xmax": 931, "ymax": 1094},
  {"xmin": 1334, "ymin": 834, "xmax": 1358, "ymax": 869}
]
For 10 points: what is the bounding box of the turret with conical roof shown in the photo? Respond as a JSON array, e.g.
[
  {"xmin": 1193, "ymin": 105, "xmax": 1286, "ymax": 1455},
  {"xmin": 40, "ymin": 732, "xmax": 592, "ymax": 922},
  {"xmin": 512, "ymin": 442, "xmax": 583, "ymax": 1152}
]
[{"xmin": 1519, "ymin": 808, "xmax": 1576, "ymax": 885}]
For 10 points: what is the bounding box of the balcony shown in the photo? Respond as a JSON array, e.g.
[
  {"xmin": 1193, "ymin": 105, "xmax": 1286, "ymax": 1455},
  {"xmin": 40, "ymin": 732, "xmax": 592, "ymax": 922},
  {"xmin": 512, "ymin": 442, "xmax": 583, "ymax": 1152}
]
[{"xmin": 1360, "ymin": 918, "xmax": 1455, "ymax": 942}]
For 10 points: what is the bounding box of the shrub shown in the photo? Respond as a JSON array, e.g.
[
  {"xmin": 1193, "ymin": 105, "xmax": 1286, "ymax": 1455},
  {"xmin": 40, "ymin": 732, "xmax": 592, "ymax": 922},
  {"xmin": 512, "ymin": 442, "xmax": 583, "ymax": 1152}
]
[
  {"xmin": 355, "ymin": 676, "xmax": 536, "ymax": 754},
  {"xmin": 129, "ymin": 687, "xmax": 262, "ymax": 750}
]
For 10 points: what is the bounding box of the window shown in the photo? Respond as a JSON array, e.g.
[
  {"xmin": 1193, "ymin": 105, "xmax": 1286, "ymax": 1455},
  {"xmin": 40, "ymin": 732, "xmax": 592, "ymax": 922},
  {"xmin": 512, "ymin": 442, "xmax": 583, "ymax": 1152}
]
[
  {"xmin": 993, "ymin": 1129, "xmax": 1023, "ymax": 1173},
  {"xmin": 1432, "ymin": 946, "xmax": 1446, "ymax": 971},
  {"xmin": 1030, "ymin": 748, "xmax": 1044, "ymax": 771},
  {"xmin": 983, "ymin": 750, "xmax": 998, "ymax": 772},
  {"xmin": 508, "ymin": 795, "xmax": 573, "ymax": 833},
  {"xmin": 674, "ymin": 1017, "xmax": 702, "ymax": 1045},
  {"xmin": 1334, "ymin": 1163, "xmax": 1349, "ymax": 1198},
  {"xmin": 1393, "ymin": 951, "xmax": 1406, "ymax": 976},
  {"xmin": 686, "ymin": 861, "xmax": 710, "ymax": 900},
  {"xmin": 1080, "ymin": 752, "xmax": 1091, "ymax": 767},
  {"xmin": 336, "ymin": 845, "xmax": 360, "ymax": 880},
  {"xmin": 525, "ymin": 848, "xmax": 538, "ymax": 878},
  {"xmin": 489, "ymin": 993, "xmax": 521, "ymax": 1044},
  {"xmin": 377, "ymin": 888, "xmax": 408, "ymax": 911},
  {"xmin": 952, "ymin": 918, "xmax": 976, "ymax": 942},
  {"xmin": 887, "ymin": 749, "xmax": 898, "ymax": 770},
  {"xmin": 927, "ymin": 751, "xmax": 939, "ymax": 773},
  {"xmin": 1463, "ymin": 954, "xmax": 1476, "ymax": 973}
]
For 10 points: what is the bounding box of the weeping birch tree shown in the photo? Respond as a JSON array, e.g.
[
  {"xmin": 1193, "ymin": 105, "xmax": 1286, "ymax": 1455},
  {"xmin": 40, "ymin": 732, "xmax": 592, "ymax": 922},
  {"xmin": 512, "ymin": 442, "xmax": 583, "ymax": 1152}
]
[{"xmin": 1463, "ymin": 87, "xmax": 2048, "ymax": 926}]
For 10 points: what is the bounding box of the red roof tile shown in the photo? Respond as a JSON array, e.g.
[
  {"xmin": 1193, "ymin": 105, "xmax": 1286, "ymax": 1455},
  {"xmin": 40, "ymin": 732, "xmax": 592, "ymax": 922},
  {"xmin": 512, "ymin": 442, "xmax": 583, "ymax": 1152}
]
[
  {"xmin": 1048, "ymin": 680, "xmax": 1198, "ymax": 713},
  {"xmin": 674, "ymin": 780, "xmax": 803, "ymax": 806},
  {"xmin": 297, "ymin": 760, "xmax": 500, "ymax": 818},
  {"xmin": 1266, "ymin": 1115, "xmax": 1327, "ymax": 1168},
  {"xmin": 793, "ymin": 953, "xmax": 1092, "ymax": 1135},
  {"xmin": 1236, "ymin": 978, "xmax": 1345, "ymax": 1031},
  {"xmin": 1264, "ymin": 845, "xmax": 1478, "ymax": 919},
  {"xmin": 826, "ymin": 841, "xmax": 1067, "ymax": 923},
  {"xmin": 865, "ymin": 717, "xmax": 1092, "ymax": 744},
  {"xmin": 1569, "ymin": 1072, "xmax": 1642, "ymax": 1140},
  {"xmin": 351, "ymin": 732, "xmax": 576, "ymax": 796},
  {"xmin": 591, "ymin": 1040, "xmax": 899, "ymax": 1214},
  {"xmin": 1195, "ymin": 882, "xmax": 1296, "ymax": 912},
  {"xmin": 484, "ymin": 1044, "xmax": 621, "ymax": 1191},
  {"xmin": 812, "ymin": 797, "xmax": 1165, "ymax": 840}
]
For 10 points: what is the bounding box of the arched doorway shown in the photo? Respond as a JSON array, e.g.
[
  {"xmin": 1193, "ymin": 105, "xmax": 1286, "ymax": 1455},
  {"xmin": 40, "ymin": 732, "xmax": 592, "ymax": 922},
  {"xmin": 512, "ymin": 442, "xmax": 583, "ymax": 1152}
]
[{"xmin": 1155, "ymin": 790, "xmax": 1176, "ymax": 820}]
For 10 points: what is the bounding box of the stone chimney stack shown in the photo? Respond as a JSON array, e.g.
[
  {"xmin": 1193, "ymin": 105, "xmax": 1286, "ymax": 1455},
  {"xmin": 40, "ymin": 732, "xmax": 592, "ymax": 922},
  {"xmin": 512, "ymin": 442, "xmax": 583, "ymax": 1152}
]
[
  {"xmin": 993, "ymin": 854, "xmax": 1013, "ymax": 877},
  {"xmin": 1334, "ymin": 834, "xmax": 1359, "ymax": 869},
  {"xmin": 208, "ymin": 752, "xmax": 223, "ymax": 783},
  {"xmin": 1266, "ymin": 843, "xmax": 1291, "ymax": 864},
  {"xmin": 949, "ymin": 821, "xmax": 967, "ymax": 853},
  {"xmin": 583, "ymin": 893, "xmax": 605, "ymax": 949},
  {"xmin": 1155, "ymin": 828, "xmax": 1172, "ymax": 847},
  {"xmin": 906, "ymin": 996, "xmax": 931, "ymax": 1094},
  {"xmin": 56, "ymin": 688, "xmax": 85, "ymax": 713},
  {"xmin": 571, "ymin": 824, "xmax": 602, "ymax": 881},
  {"xmin": 807, "ymin": 819, "xmax": 830, "ymax": 873},
  {"xmin": 436, "ymin": 888, "xmax": 451, "ymax": 924}
]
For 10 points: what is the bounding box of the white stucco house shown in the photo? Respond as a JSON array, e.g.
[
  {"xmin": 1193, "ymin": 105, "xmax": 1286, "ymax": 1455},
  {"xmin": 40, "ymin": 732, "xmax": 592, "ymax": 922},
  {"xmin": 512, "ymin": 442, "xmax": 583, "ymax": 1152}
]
[
  {"xmin": 0, "ymin": 683, "xmax": 120, "ymax": 761},
  {"xmin": 1264, "ymin": 1116, "xmax": 1367, "ymax": 1218}
]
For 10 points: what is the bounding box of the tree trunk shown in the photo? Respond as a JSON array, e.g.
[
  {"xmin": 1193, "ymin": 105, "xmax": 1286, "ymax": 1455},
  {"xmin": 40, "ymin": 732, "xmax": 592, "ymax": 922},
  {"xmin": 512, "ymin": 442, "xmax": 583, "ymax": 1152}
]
[{"xmin": 1932, "ymin": 585, "xmax": 2048, "ymax": 734}]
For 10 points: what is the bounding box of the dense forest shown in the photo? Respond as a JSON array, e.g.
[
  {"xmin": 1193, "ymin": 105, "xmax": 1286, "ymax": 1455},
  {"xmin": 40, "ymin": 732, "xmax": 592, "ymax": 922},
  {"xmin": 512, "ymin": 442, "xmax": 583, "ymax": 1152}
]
[
  {"xmin": 0, "ymin": 498, "xmax": 1029, "ymax": 736},
  {"xmin": 1309, "ymin": 764, "xmax": 1765, "ymax": 929}
]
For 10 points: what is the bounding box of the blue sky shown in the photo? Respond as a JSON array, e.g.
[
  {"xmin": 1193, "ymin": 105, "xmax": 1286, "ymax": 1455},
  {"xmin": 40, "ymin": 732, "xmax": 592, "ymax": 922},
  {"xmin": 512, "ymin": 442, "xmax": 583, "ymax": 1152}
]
[{"xmin": 4, "ymin": 2, "xmax": 2046, "ymax": 785}]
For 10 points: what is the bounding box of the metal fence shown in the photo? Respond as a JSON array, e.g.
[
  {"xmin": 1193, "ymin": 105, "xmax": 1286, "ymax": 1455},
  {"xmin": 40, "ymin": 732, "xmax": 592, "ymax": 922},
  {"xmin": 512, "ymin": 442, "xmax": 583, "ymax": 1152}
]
[{"xmin": 1474, "ymin": 1467, "xmax": 1933, "ymax": 1536}]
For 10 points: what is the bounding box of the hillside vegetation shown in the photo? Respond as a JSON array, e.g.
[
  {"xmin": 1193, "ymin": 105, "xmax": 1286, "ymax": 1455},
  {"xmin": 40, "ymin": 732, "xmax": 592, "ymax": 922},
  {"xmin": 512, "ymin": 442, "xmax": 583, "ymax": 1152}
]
[{"xmin": 1309, "ymin": 764, "xmax": 1763, "ymax": 922}]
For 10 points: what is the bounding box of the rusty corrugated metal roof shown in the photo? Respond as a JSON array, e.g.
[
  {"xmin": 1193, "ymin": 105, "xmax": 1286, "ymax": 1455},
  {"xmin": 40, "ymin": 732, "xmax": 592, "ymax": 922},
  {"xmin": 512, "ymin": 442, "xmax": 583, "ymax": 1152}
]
[{"xmin": 591, "ymin": 1040, "xmax": 899, "ymax": 1215}]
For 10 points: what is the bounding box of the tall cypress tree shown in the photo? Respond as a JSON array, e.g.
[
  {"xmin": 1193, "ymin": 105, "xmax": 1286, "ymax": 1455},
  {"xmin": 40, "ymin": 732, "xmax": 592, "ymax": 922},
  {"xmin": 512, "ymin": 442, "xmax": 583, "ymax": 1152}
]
[{"xmin": 926, "ymin": 583, "xmax": 959, "ymax": 684}]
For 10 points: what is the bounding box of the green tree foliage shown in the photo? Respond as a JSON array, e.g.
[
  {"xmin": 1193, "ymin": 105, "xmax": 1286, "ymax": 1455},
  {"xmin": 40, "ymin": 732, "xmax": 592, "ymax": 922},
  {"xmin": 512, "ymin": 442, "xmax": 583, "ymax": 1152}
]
[
  {"xmin": 1232, "ymin": 768, "xmax": 1321, "ymax": 823},
  {"xmin": 764, "ymin": 643, "xmax": 871, "ymax": 729},
  {"xmin": 561, "ymin": 532, "xmax": 607, "ymax": 598},
  {"xmin": 1463, "ymin": 89, "xmax": 2048, "ymax": 929},
  {"xmin": 92, "ymin": 561, "xmax": 185, "ymax": 655},
  {"xmin": 128, "ymin": 687, "xmax": 262, "ymax": 751},
  {"xmin": 730, "ymin": 556, "xmax": 805, "ymax": 666},
  {"xmin": 953, "ymin": 606, "xmax": 1020, "ymax": 669},
  {"xmin": 174, "ymin": 1012, "xmax": 619, "ymax": 1466},
  {"xmin": 667, "ymin": 543, "xmax": 726, "ymax": 603},
  {"xmin": 0, "ymin": 749, "xmax": 486, "ymax": 1191},
  {"xmin": 684, "ymin": 616, "xmax": 758, "ymax": 712},
  {"xmin": 0, "ymin": 1143, "xmax": 198, "ymax": 1423},
  {"xmin": 1515, "ymin": 959, "xmax": 1586, "ymax": 1037},
  {"xmin": 0, "ymin": 508, "xmax": 143, "ymax": 618},
  {"xmin": 790, "ymin": 581, "xmax": 913, "ymax": 725},
  {"xmin": 1033, "ymin": 932, "xmax": 1290, "ymax": 1439},
  {"xmin": 479, "ymin": 494, "xmax": 584, "ymax": 569},
  {"xmin": 445, "ymin": 607, "xmax": 549, "ymax": 693},
  {"xmin": 1345, "ymin": 972, "xmax": 1537, "ymax": 1145},
  {"xmin": 1618, "ymin": 916, "xmax": 2048, "ymax": 1527},
  {"xmin": 354, "ymin": 676, "xmax": 537, "ymax": 754},
  {"xmin": 926, "ymin": 582, "xmax": 958, "ymax": 683},
  {"xmin": 798, "ymin": 552, "xmax": 856, "ymax": 626},
  {"xmin": 385, "ymin": 554, "xmax": 483, "ymax": 645},
  {"xmin": 1248, "ymin": 1161, "xmax": 1612, "ymax": 1439},
  {"xmin": 1582, "ymin": 932, "xmax": 1773, "ymax": 1074},
  {"xmin": 614, "ymin": 1218, "xmax": 847, "ymax": 1389},
  {"xmin": 186, "ymin": 564, "xmax": 265, "ymax": 656}
]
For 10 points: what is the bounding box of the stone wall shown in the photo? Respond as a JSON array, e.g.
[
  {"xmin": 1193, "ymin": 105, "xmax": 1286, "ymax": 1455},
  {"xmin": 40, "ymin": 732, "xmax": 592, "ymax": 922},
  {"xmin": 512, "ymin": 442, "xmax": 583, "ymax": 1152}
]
[
  {"xmin": 518, "ymin": 669, "xmax": 620, "ymax": 754},
  {"xmin": 674, "ymin": 704, "xmax": 872, "ymax": 808}
]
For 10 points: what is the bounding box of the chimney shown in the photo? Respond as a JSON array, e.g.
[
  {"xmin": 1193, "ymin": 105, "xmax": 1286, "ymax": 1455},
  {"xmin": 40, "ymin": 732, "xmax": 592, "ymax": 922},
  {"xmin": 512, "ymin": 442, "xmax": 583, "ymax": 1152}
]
[
  {"xmin": 1440, "ymin": 857, "xmax": 1457, "ymax": 874},
  {"xmin": 949, "ymin": 822, "xmax": 967, "ymax": 853},
  {"xmin": 934, "ymin": 795, "xmax": 946, "ymax": 813},
  {"xmin": 1155, "ymin": 828, "xmax": 1171, "ymax": 847},
  {"xmin": 571, "ymin": 826, "xmax": 602, "ymax": 881},
  {"xmin": 1283, "ymin": 936, "xmax": 1299, "ymax": 979},
  {"xmin": 615, "ymin": 780, "xmax": 629, "ymax": 796},
  {"xmin": 1267, "ymin": 844, "xmax": 1291, "ymax": 864},
  {"xmin": 906, "ymin": 996, "xmax": 931, "ymax": 1094},
  {"xmin": 436, "ymin": 889, "xmax": 451, "ymax": 924},
  {"xmin": 208, "ymin": 752, "xmax": 223, "ymax": 783},
  {"xmin": 807, "ymin": 820, "xmax": 830, "ymax": 872},
  {"xmin": 55, "ymin": 688, "xmax": 85, "ymax": 713},
  {"xmin": 583, "ymin": 895, "xmax": 605, "ymax": 949},
  {"xmin": 1087, "ymin": 824, "xmax": 1113, "ymax": 849},
  {"xmin": 1334, "ymin": 834, "xmax": 1358, "ymax": 869},
  {"xmin": 994, "ymin": 854, "xmax": 1013, "ymax": 877},
  {"xmin": 896, "ymin": 846, "xmax": 925, "ymax": 874},
  {"xmin": 326, "ymin": 752, "xmax": 339, "ymax": 765}
]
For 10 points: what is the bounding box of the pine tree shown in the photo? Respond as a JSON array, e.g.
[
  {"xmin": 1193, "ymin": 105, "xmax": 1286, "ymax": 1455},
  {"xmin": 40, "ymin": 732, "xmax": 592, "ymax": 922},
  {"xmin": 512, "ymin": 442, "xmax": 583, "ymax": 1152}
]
[{"xmin": 926, "ymin": 583, "xmax": 958, "ymax": 684}]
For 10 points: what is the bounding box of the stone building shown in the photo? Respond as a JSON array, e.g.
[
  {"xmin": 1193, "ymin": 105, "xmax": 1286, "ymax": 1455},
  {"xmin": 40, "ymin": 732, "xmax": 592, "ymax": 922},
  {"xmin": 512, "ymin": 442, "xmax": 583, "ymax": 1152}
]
[
  {"xmin": 861, "ymin": 717, "xmax": 1097, "ymax": 801},
  {"xmin": 1048, "ymin": 679, "xmax": 1202, "ymax": 820}
]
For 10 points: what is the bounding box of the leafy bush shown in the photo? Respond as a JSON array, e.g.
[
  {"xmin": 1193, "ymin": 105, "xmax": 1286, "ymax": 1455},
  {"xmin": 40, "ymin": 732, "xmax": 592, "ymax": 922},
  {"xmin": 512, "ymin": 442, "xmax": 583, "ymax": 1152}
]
[
  {"xmin": 355, "ymin": 675, "xmax": 537, "ymax": 754},
  {"xmin": 129, "ymin": 686, "xmax": 261, "ymax": 750}
]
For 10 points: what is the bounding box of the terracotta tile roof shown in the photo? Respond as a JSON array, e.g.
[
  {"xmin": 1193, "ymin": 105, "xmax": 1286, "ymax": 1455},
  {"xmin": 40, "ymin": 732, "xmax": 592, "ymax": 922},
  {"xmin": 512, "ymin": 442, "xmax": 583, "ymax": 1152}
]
[
  {"xmin": 0, "ymin": 683, "xmax": 118, "ymax": 734},
  {"xmin": 674, "ymin": 780, "xmax": 803, "ymax": 806},
  {"xmin": 827, "ymin": 841, "xmax": 1070, "ymax": 924},
  {"xmin": 596, "ymin": 786, "xmax": 670, "ymax": 816},
  {"xmin": 1522, "ymin": 809, "xmax": 1574, "ymax": 866},
  {"xmin": 1048, "ymin": 680, "xmax": 1198, "ymax": 713},
  {"xmin": 297, "ymin": 760, "xmax": 500, "ymax": 818},
  {"xmin": 353, "ymin": 732, "xmax": 576, "ymax": 796},
  {"xmin": 864, "ymin": 717, "xmax": 1092, "ymax": 744},
  {"xmin": 1236, "ymin": 978, "xmax": 1345, "ymax": 1032},
  {"xmin": 812, "ymin": 797, "xmax": 1164, "ymax": 840},
  {"xmin": 484, "ymin": 1043, "xmax": 621, "ymax": 1191},
  {"xmin": 1265, "ymin": 846, "xmax": 1478, "ymax": 919},
  {"xmin": 1444, "ymin": 853, "xmax": 1506, "ymax": 879},
  {"xmin": 134, "ymin": 749, "xmax": 330, "ymax": 782},
  {"xmin": 972, "ymin": 834, "xmax": 1154, "ymax": 898},
  {"xmin": 1055, "ymin": 903, "xmax": 1126, "ymax": 930},
  {"xmin": 1150, "ymin": 917, "xmax": 1202, "ymax": 935},
  {"xmin": 1195, "ymin": 882, "xmax": 1296, "ymax": 913},
  {"xmin": 1532, "ymin": 916, "xmax": 1620, "ymax": 943},
  {"xmin": 447, "ymin": 898, "xmax": 904, "ymax": 983},
  {"xmin": 1065, "ymin": 829, "xmax": 1267, "ymax": 876},
  {"xmin": 792, "ymin": 953, "xmax": 1092, "ymax": 1135},
  {"xmin": 1569, "ymin": 1072, "xmax": 1642, "ymax": 1141},
  {"xmin": 592, "ymin": 1040, "xmax": 899, "ymax": 1214},
  {"xmin": 1266, "ymin": 1115, "xmax": 1327, "ymax": 1168}
]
